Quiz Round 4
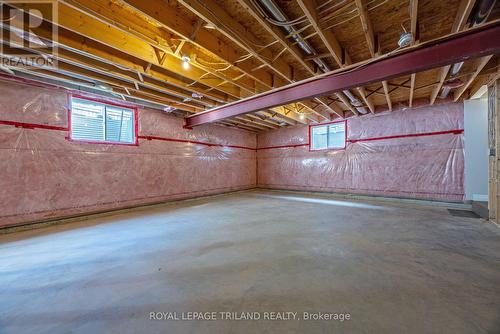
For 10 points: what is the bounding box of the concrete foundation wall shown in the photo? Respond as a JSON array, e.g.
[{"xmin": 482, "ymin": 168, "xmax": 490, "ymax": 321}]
[
  {"xmin": 257, "ymin": 103, "xmax": 465, "ymax": 202},
  {"xmin": 0, "ymin": 78, "xmax": 256, "ymax": 227}
]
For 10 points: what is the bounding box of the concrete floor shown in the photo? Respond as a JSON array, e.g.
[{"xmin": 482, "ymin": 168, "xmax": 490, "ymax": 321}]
[{"xmin": 1, "ymin": 190, "xmax": 499, "ymax": 334}]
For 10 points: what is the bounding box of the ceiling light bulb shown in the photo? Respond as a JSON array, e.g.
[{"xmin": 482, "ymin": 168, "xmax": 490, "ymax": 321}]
[
  {"xmin": 398, "ymin": 32, "xmax": 413, "ymax": 48},
  {"xmin": 299, "ymin": 114, "xmax": 305, "ymax": 120},
  {"xmin": 181, "ymin": 55, "xmax": 190, "ymax": 69}
]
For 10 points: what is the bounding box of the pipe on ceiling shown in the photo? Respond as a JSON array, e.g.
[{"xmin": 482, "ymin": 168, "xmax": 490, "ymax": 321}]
[
  {"xmin": 440, "ymin": 0, "xmax": 496, "ymax": 99},
  {"xmin": 185, "ymin": 21, "xmax": 500, "ymax": 127},
  {"xmin": 256, "ymin": 0, "xmax": 368, "ymax": 114}
]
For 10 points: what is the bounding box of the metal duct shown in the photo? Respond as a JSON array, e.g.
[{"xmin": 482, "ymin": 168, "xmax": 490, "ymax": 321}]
[
  {"xmin": 257, "ymin": 0, "xmax": 368, "ymax": 114},
  {"xmin": 471, "ymin": 0, "xmax": 497, "ymax": 25}
]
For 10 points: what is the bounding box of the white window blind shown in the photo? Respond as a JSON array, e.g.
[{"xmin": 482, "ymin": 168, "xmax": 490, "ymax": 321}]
[
  {"xmin": 70, "ymin": 98, "xmax": 135, "ymax": 144},
  {"xmin": 310, "ymin": 122, "xmax": 346, "ymax": 150}
]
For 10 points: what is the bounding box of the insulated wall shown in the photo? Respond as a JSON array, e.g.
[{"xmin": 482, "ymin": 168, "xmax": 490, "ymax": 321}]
[
  {"xmin": 257, "ymin": 103, "xmax": 464, "ymax": 201},
  {"xmin": 0, "ymin": 78, "xmax": 256, "ymax": 227}
]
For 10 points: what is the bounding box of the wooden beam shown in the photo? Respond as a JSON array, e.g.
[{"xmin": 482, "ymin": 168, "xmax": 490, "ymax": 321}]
[
  {"xmin": 177, "ymin": 0, "xmax": 292, "ymax": 82},
  {"xmin": 410, "ymin": 0, "xmax": 419, "ymax": 44},
  {"xmin": 4, "ymin": 36, "xmax": 220, "ymax": 108},
  {"xmin": 304, "ymin": 53, "xmax": 331, "ymax": 61},
  {"xmin": 7, "ymin": 1, "xmax": 303, "ymax": 125},
  {"xmin": 229, "ymin": 118, "xmax": 267, "ymax": 130},
  {"xmin": 382, "ymin": 81, "xmax": 392, "ymax": 111},
  {"xmin": 355, "ymin": 0, "xmax": 375, "ymax": 56},
  {"xmin": 177, "ymin": 0, "xmax": 327, "ymax": 123},
  {"xmin": 430, "ymin": 0, "xmax": 476, "ymax": 104},
  {"xmin": 296, "ymin": 0, "xmax": 344, "ymax": 67},
  {"xmin": 219, "ymin": 120, "xmax": 259, "ymax": 132},
  {"xmin": 235, "ymin": 0, "xmax": 341, "ymax": 119},
  {"xmin": 7, "ymin": 65, "xmax": 192, "ymax": 113},
  {"xmin": 60, "ymin": 0, "xmax": 263, "ymax": 97},
  {"xmin": 8, "ymin": 2, "xmax": 245, "ymax": 99},
  {"xmin": 409, "ymin": 73, "xmax": 416, "ymax": 107},
  {"xmin": 354, "ymin": 0, "xmax": 385, "ymax": 113},
  {"xmin": 185, "ymin": 22, "xmax": 500, "ymax": 126},
  {"xmin": 238, "ymin": 115, "xmax": 278, "ymax": 129},
  {"xmin": 357, "ymin": 87, "xmax": 374, "ymax": 113},
  {"xmin": 336, "ymin": 92, "xmax": 359, "ymax": 116},
  {"xmin": 452, "ymin": 0, "xmax": 476, "ymax": 33},
  {"xmin": 430, "ymin": 65, "xmax": 452, "ymax": 104},
  {"xmin": 61, "ymin": 0, "xmax": 250, "ymax": 102},
  {"xmin": 258, "ymin": 110, "xmax": 297, "ymax": 126},
  {"xmin": 119, "ymin": 0, "xmax": 274, "ymax": 88},
  {"xmin": 469, "ymin": 60, "xmax": 500, "ymax": 97},
  {"xmin": 2, "ymin": 44, "xmax": 212, "ymax": 113},
  {"xmin": 3, "ymin": 6, "xmax": 308, "ymax": 127},
  {"xmin": 235, "ymin": 0, "xmax": 315, "ymax": 75},
  {"xmin": 454, "ymin": 55, "xmax": 493, "ymax": 101},
  {"xmin": 296, "ymin": 0, "xmax": 371, "ymax": 116},
  {"xmin": 246, "ymin": 114, "xmax": 281, "ymax": 128},
  {"xmin": 17, "ymin": 27, "xmax": 230, "ymax": 104}
]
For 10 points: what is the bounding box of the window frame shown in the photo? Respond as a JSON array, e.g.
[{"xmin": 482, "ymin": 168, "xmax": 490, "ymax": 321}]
[
  {"xmin": 309, "ymin": 119, "xmax": 347, "ymax": 152},
  {"xmin": 68, "ymin": 94, "xmax": 139, "ymax": 146}
]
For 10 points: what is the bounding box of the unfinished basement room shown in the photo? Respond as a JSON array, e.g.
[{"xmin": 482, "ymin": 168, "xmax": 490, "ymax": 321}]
[{"xmin": 1, "ymin": 0, "xmax": 500, "ymax": 333}]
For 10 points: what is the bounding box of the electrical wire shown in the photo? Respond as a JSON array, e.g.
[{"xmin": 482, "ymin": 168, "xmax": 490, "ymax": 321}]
[
  {"xmin": 256, "ymin": 40, "xmax": 280, "ymax": 53},
  {"xmin": 195, "ymin": 57, "xmax": 231, "ymax": 67},
  {"xmin": 235, "ymin": 54, "xmax": 253, "ymax": 63},
  {"xmin": 318, "ymin": 0, "xmax": 347, "ymax": 12},
  {"xmin": 284, "ymin": 24, "xmax": 311, "ymax": 40},
  {"xmin": 320, "ymin": 0, "xmax": 391, "ymax": 27},
  {"xmin": 272, "ymin": 48, "xmax": 287, "ymax": 62},
  {"xmin": 195, "ymin": 0, "xmax": 276, "ymax": 50},
  {"xmin": 320, "ymin": 0, "xmax": 393, "ymax": 30},
  {"xmin": 319, "ymin": 2, "xmax": 356, "ymax": 23},
  {"xmin": 265, "ymin": 16, "xmax": 309, "ymax": 27}
]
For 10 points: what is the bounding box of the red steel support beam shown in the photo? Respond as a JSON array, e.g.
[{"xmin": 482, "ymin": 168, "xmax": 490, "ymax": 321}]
[{"xmin": 186, "ymin": 21, "xmax": 500, "ymax": 127}]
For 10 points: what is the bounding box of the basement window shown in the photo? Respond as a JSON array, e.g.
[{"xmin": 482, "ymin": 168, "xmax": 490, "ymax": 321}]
[
  {"xmin": 69, "ymin": 96, "xmax": 137, "ymax": 145},
  {"xmin": 310, "ymin": 120, "xmax": 347, "ymax": 151}
]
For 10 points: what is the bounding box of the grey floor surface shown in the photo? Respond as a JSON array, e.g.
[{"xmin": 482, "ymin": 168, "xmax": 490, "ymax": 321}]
[{"xmin": 1, "ymin": 190, "xmax": 499, "ymax": 334}]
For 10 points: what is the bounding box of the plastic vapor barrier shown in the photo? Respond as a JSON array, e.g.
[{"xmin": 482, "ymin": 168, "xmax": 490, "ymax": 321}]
[
  {"xmin": 0, "ymin": 78, "xmax": 256, "ymax": 227},
  {"xmin": 257, "ymin": 103, "xmax": 464, "ymax": 202}
]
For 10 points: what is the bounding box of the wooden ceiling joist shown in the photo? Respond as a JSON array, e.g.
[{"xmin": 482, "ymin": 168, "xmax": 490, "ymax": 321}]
[
  {"xmin": 185, "ymin": 22, "xmax": 500, "ymax": 127},
  {"xmin": 354, "ymin": 0, "xmax": 391, "ymax": 112},
  {"xmin": 119, "ymin": 0, "xmax": 311, "ymax": 124},
  {"xmin": 6, "ymin": 1, "xmax": 306, "ymax": 127},
  {"xmin": 454, "ymin": 55, "xmax": 493, "ymax": 101},
  {"xmin": 176, "ymin": 0, "xmax": 333, "ymax": 122},
  {"xmin": 246, "ymin": 114, "xmax": 281, "ymax": 128},
  {"xmin": 4, "ymin": 20, "xmax": 230, "ymax": 105},
  {"xmin": 296, "ymin": 0, "xmax": 345, "ymax": 67},
  {"xmin": 469, "ymin": 60, "xmax": 500, "ymax": 97},
  {"xmin": 297, "ymin": 0, "xmax": 374, "ymax": 115},
  {"xmin": 2, "ymin": 0, "xmax": 498, "ymax": 130},
  {"xmin": 430, "ymin": 0, "xmax": 477, "ymax": 104},
  {"xmin": 234, "ymin": 0, "xmax": 343, "ymax": 119},
  {"xmin": 381, "ymin": 81, "xmax": 393, "ymax": 111},
  {"xmin": 9, "ymin": 1, "xmax": 273, "ymax": 107}
]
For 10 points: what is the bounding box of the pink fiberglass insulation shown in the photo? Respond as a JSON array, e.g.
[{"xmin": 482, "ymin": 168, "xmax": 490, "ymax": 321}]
[
  {"xmin": 257, "ymin": 103, "xmax": 464, "ymax": 202},
  {"xmin": 0, "ymin": 78, "xmax": 256, "ymax": 227}
]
